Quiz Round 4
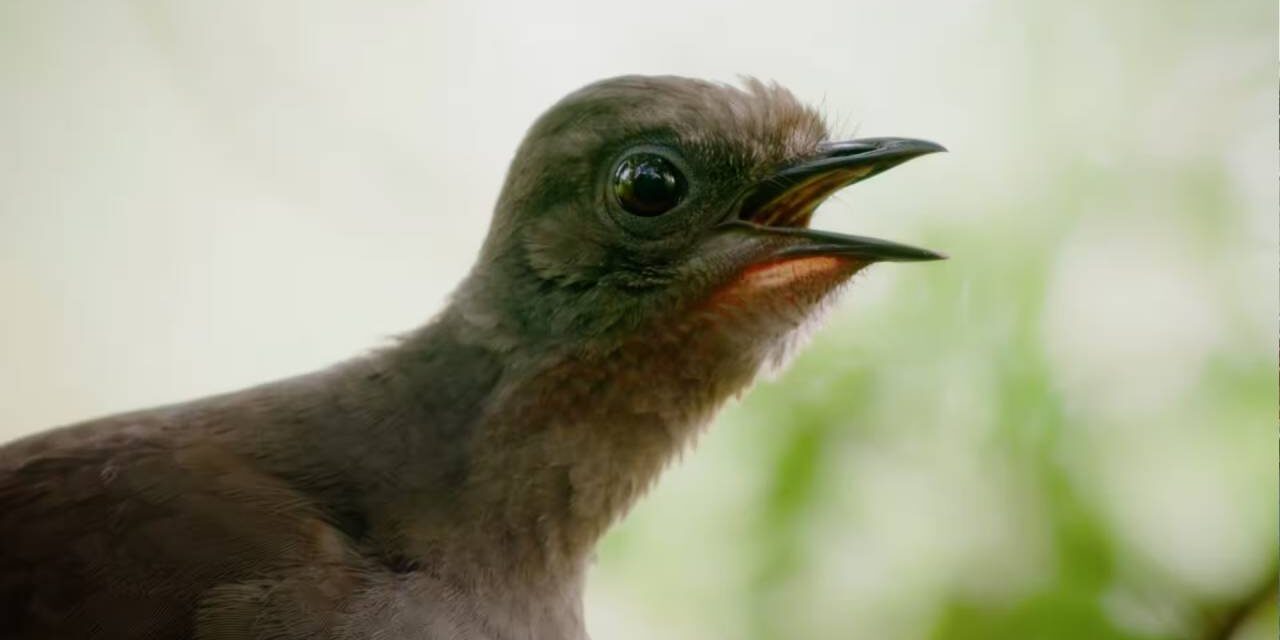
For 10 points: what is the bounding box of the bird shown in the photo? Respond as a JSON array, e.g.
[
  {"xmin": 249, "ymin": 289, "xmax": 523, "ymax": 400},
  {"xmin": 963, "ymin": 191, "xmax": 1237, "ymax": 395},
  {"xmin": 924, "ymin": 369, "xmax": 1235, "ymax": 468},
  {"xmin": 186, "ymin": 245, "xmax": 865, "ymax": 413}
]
[{"xmin": 0, "ymin": 75, "xmax": 944, "ymax": 639}]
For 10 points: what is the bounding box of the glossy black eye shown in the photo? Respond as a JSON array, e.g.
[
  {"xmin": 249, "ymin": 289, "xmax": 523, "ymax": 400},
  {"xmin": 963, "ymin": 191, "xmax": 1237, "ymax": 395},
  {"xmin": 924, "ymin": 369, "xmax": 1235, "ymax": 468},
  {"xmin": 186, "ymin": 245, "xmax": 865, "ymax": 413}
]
[{"xmin": 612, "ymin": 153, "xmax": 686, "ymax": 217}]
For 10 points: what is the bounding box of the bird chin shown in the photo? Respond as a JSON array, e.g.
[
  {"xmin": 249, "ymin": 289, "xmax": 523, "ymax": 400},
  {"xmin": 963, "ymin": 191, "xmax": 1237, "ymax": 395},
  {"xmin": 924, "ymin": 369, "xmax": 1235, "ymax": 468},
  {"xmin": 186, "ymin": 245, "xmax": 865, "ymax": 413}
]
[
  {"xmin": 757, "ymin": 283, "xmax": 845, "ymax": 380},
  {"xmin": 698, "ymin": 254, "xmax": 867, "ymax": 378},
  {"xmin": 764, "ymin": 260, "xmax": 863, "ymax": 374}
]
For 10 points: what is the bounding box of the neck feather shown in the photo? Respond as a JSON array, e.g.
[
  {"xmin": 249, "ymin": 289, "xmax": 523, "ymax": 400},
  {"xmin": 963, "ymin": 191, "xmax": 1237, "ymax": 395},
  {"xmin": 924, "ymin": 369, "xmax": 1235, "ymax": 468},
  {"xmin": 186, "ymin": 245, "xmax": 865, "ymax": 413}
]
[{"xmin": 366, "ymin": 303, "xmax": 768, "ymax": 583}]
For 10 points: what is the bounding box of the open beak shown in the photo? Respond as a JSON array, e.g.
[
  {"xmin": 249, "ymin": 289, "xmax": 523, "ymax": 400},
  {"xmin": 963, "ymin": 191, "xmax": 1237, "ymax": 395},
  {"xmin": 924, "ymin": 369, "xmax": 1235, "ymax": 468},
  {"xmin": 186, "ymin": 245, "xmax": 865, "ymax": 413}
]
[{"xmin": 727, "ymin": 137, "xmax": 947, "ymax": 263}]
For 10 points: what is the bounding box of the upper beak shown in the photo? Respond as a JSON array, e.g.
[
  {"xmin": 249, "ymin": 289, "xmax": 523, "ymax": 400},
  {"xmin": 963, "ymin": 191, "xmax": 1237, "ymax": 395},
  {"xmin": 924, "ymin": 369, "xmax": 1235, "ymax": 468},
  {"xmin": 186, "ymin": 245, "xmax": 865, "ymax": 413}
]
[{"xmin": 729, "ymin": 137, "xmax": 947, "ymax": 263}]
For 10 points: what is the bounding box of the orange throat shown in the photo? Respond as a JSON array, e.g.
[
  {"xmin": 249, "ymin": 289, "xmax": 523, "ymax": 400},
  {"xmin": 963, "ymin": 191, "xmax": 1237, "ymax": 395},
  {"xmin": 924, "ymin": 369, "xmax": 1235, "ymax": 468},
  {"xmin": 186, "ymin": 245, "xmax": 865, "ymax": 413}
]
[{"xmin": 710, "ymin": 255, "xmax": 867, "ymax": 307}]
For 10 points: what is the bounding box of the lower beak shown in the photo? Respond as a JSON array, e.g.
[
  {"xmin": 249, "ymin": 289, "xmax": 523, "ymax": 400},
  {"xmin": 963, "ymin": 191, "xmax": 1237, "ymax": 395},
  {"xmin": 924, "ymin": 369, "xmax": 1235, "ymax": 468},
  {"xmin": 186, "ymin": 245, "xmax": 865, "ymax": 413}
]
[{"xmin": 728, "ymin": 137, "xmax": 946, "ymax": 263}]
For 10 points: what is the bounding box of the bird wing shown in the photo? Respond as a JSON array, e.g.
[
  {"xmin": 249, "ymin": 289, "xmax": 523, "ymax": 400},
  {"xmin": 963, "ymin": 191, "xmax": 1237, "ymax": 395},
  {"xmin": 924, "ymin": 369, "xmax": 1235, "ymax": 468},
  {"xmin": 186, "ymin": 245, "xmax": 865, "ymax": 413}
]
[{"xmin": 0, "ymin": 412, "xmax": 366, "ymax": 639}]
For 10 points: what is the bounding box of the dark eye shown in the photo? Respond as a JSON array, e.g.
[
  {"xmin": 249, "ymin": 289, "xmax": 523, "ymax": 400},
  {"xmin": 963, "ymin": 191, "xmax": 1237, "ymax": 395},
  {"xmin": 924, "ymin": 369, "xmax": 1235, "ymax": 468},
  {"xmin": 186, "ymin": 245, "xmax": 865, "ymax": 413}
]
[{"xmin": 612, "ymin": 153, "xmax": 686, "ymax": 217}]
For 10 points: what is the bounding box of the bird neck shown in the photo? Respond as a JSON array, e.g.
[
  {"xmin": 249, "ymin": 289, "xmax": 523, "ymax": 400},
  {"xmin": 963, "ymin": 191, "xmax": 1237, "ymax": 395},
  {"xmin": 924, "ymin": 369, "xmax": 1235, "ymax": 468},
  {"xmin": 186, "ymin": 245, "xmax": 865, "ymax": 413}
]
[{"xmin": 371, "ymin": 302, "xmax": 767, "ymax": 585}]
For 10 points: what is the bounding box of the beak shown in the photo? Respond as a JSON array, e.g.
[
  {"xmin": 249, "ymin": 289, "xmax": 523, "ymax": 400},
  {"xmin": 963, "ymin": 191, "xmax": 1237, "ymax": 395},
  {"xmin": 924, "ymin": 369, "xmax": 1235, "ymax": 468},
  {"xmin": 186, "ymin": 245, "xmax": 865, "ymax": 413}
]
[{"xmin": 728, "ymin": 137, "xmax": 947, "ymax": 263}]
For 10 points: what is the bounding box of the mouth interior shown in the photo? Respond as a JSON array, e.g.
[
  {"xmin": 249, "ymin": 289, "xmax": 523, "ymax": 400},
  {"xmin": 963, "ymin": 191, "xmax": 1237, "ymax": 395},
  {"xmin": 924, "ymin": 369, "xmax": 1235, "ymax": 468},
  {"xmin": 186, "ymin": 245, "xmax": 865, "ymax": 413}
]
[
  {"xmin": 730, "ymin": 143, "xmax": 947, "ymax": 264},
  {"xmin": 737, "ymin": 171, "xmax": 854, "ymax": 230},
  {"xmin": 736, "ymin": 137, "xmax": 946, "ymax": 235}
]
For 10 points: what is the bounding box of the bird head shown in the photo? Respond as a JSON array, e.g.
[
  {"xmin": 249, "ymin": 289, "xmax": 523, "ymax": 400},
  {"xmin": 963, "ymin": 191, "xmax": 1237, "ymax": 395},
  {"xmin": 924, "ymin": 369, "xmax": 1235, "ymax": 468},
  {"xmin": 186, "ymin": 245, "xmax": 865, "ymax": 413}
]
[{"xmin": 456, "ymin": 75, "xmax": 943, "ymax": 367}]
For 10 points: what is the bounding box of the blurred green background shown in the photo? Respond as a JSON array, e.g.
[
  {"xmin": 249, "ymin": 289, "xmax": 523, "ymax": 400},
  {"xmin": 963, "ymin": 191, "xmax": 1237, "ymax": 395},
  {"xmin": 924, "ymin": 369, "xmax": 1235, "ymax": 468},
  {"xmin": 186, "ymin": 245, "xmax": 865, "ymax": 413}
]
[{"xmin": 0, "ymin": 1, "xmax": 1274, "ymax": 639}]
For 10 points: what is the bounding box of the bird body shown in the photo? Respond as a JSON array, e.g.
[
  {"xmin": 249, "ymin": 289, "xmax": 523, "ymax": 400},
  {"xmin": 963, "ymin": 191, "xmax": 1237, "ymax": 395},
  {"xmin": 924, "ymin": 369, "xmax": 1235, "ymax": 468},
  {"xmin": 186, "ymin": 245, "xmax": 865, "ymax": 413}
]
[{"xmin": 0, "ymin": 76, "xmax": 943, "ymax": 638}]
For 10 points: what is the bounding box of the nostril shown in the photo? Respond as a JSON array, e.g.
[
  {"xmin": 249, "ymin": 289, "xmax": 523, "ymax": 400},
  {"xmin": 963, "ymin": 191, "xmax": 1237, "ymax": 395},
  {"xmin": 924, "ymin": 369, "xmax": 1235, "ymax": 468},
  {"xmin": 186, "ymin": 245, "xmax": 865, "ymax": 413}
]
[{"xmin": 816, "ymin": 140, "xmax": 878, "ymax": 157}]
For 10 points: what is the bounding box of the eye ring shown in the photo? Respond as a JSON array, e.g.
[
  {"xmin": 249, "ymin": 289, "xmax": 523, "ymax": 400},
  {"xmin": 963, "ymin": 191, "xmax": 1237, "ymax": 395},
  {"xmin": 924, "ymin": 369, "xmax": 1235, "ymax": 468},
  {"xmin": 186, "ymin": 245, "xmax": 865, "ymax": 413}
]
[{"xmin": 612, "ymin": 153, "xmax": 687, "ymax": 217}]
